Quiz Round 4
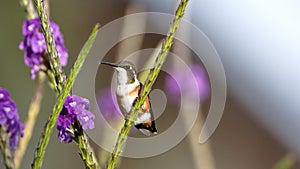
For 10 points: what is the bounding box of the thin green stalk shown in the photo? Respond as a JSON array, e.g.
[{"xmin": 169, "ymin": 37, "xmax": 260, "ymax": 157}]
[
  {"xmin": 0, "ymin": 128, "xmax": 15, "ymax": 169},
  {"xmin": 106, "ymin": 0, "xmax": 189, "ymax": 168},
  {"xmin": 32, "ymin": 0, "xmax": 66, "ymax": 94},
  {"xmin": 73, "ymin": 121, "xmax": 99, "ymax": 169},
  {"xmin": 31, "ymin": 24, "xmax": 100, "ymax": 169},
  {"xmin": 14, "ymin": 73, "xmax": 45, "ymax": 169},
  {"xmin": 71, "ymin": 24, "xmax": 101, "ymax": 169}
]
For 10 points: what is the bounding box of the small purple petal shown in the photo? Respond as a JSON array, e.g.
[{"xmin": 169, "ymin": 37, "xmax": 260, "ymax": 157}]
[
  {"xmin": 30, "ymin": 32, "xmax": 46, "ymax": 53},
  {"xmin": 2, "ymin": 101, "xmax": 17, "ymax": 119},
  {"xmin": 77, "ymin": 109, "xmax": 95, "ymax": 130},
  {"xmin": 0, "ymin": 112, "xmax": 7, "ymax": 125},
  {"xmin": 19, "ymin": 40, "xmax": 25, "ymax": 50},
  {"xmin": 0, "ymin": 88, "xmax": 10, "ymax": 101},
  {"xmin": 56, "ymin": 45, "xmax": 68, "ymax": 66},
  {"xmin": 30, "ymin": 65, "xmax": 41, "ymax": 79},
  {"xmin": 22, "ymin": 18, "xmax": 40, "ymax": 35},
  {"xmin": 9, "ymin": 133, "xmax": 19, "ymax": 150},
  {"xmin": 23, "ymin": 48, "xmax": 42, "ymax": 67},
  {"xmin": 68, "ymin": 95, "xmax": 90, "ymax": 112},
  {"xmin": 50, "ymin": 21, "xmax": 61, "ymax": 38},
  {"xmin": 57, "ymin": 127, "xmax": 73, "ymax": 143},
  {"xmin": 57, "ymin": 108, "xmax": 74, "ymax": 128}
]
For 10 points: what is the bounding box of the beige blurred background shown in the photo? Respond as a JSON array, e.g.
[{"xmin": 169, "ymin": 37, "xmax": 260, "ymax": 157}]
[{"xmin": 0, "ymin": 0, "xmax": 299, "ymax": 169}]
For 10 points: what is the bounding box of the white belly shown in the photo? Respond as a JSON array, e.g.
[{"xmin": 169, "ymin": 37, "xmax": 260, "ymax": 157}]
[{"xmin": 116, "ymin": 81, "xmax": 139, "ymax": 118}]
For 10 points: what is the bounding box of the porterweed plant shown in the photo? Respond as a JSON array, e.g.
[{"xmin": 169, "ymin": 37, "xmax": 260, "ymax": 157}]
[{"xmin": 0, "ymin": 0, "xmax": 191, "ymax": 168}]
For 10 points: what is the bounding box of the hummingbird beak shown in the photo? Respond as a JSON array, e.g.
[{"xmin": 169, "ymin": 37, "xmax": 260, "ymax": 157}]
[{"xmin": 100, "ymin": 61, "xmax": 118, "ymax": 68}]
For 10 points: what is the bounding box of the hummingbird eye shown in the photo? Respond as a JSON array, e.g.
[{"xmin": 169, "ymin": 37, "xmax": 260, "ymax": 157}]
[{"xmin": 123, "ymin": 65, "xmax": 132, "ymax": 70}]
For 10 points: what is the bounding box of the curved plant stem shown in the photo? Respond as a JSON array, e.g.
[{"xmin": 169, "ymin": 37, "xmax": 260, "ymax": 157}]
[
  {"xmin": 73, "ymin": 121, "xmax": 99, "ymax": 169},
  {"xmin": 32, "ymin": 0, "xmax": 66, "ymax": 94},
  {"xmin": 14, "ymin": 73, "xmax": 45, "ymax": 169},
  {"xmin": 0, "ymin": 129, "xmax": 15, "ymax": 169},
  {"xmin": 19, "ymin": 0, "xmax": 37, "ymax": 19},
  {"xmin": 31, "ymin": 24, "xmax": 100, "ymax": 169},
  {"xmin": 106, "ymin": 0, "xmax": 189, "ymax": 168},
  {"xmin": 71, "ymin": 24, "xmax": 101, "ymax": 169}
]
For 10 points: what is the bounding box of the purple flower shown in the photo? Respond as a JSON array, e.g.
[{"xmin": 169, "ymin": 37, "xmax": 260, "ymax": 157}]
[
  {"xmin": 165, "ymin": 64, "xmax": 210, "ymax": 103},
  {"xmin": 22, "ymin": 19, "xmax": 40, "ymax": 35},
  {"xmin": 30, "ymin": 32, "xmax": 46, "ymax": 53},
  {"xmin": 97, "ymin": 89, "xmax": 122, "ymax": 122},
  {"xmin": 57, "ymin": 95, "xmax": 95, "ymax": 143},
  {"xmin": 30, "ymin": 65, "xmax": 40, "ymax": 80},
  {"xmin": 0, "ymin": 89, "xmax": 10, "ymax": 102},
  {"xmin": 57, "ymin": 127, "xmax": 73, "ymax": 143},
  {"xmin": 19, "ymin": 18, "xmax": 68, "ymax": 79},
  {"xmin": 0, "ymin": 88, "xmax": 24, "ymax": 150}
]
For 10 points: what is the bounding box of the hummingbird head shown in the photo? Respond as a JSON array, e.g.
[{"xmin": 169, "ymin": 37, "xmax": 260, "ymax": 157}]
[{"xmin": 101, "ymin": 61, "xmax": 137, "ymax": 85}]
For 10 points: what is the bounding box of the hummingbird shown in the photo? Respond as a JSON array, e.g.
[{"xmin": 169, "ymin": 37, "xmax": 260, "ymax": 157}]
[{"xmin": 100, "ymin": 61, "xmax": 158, "ymax": 136}]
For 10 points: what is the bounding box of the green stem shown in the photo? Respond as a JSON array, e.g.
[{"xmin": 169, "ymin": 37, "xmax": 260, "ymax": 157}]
[
  {"xmin": 14, "ymin": 73, "xmax": 45, "ymax": 169},
  {"xmin": 32, "ymin": 0, "xmax": 66, "ymax": 94},
  {"xmin": 31, "ymin": 24, "xmax": 100, "ymax": 169},
  {"xmin": 0, "ymin": 129, "xmax": 15, "ymax": 169},
  {"xmin": 73, "ymin": 121, "xmax": 99, "ymax": 169},
  {"xmin": 106, "ymin": 0, "xmax": 189, "ymax": 168},
  {"xmin": 71, "ymin": 24, "xmax": 101, "ymax": 169}
]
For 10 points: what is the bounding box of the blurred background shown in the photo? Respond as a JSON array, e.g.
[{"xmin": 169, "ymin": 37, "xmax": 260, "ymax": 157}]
[{"xmin": 0, "ymin": 0, "xmax": 300, "ymax": 169}]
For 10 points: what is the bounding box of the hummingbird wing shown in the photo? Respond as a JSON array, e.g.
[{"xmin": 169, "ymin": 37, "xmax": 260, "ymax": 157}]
[
  {"xmin": 136, "ymin": 68, "xmax": 154, "ymax": 85},
  {"xmin": 138, "ymin": 129, "xmax": 151, "ymax": 136},
  {"xmin": 134, "ymin": 87, "xmax": 158, "ymax": 135}
]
